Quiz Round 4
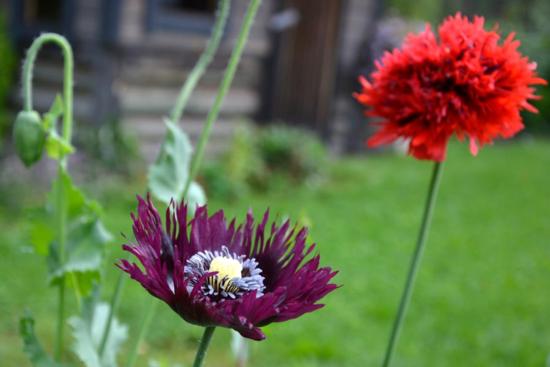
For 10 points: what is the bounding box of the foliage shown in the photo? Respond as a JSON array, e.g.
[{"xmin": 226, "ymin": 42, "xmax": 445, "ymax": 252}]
[
  {"xmin": 80, "ymin": 117, "xmax": 141, "ymax": 176},
  {"xmin": 51, "ymin": 170, "xmax": 112, "ymax": 292},
  {"xmin": 0, "ymin": 12, "xmax": 16, "ymax": 151},
  {"xmin": 148, "ymin": 119, "xmax": 193, "ymax": 204},
  {"xmin": 386, "ymin": 0, "xmax": 443, "ymax": 22},
  {"xmin": 69, "ymin": 295, "xmax": 128, "ymax": 367},
  {"xmin": 19, "ymin": 313, "xmax": 64, "ymax": 367},
  {"xmin": 29, "ymin": 168, "xmax": 114, "ymax": 297},
  {"xmin": 3, "ymin": 140, "xmax": 550, "ymax": 366},
  {"xmin": 201, "ymin": 123, "xmax": 328, "ymax": 200},
  {"xmin": 500, "ymin": 0, "xmax": 550, "ymax": 131},
  {"xmin": 258, "ymin": 124, "xmax": 327, "ymax": 179},
  {"xmin": 386, "ymin": 0, "xmax": 550, "ymax": 133},
  {"xmin": 147, "ymin": 118, "xmax": 206, "ymax": 209}
]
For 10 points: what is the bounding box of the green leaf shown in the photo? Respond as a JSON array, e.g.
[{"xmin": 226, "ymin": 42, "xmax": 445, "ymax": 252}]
[
  {"xmin": 30, "ymin": 168, "xmax": 113, "ymax": 296},
  {"xmin": 19, "ymin": 312, "xmax": 65, "ymax": 367},
  {"xmin": 42, "ymin": 95, "xmax": 63, "ymax": 130},
  {"xmin": 46, "ymin": 130, "xmax": 75, "ymax": 160},
  {"xmin": 42, "ymin": 95, "xmax": 74, "ymax": 160},
  {"xmin": 30, "ymin": 220, "xmax": 55, "ymax": 256},
  {"xmin": 69, "ymin": 297, "xmax": 128, "ymax": 367},
  {"xmin": 148, "ymin": 119, "xmax": 193, "ymax": 204},
  {"xmin": 187, "ymin": 181, "xmax": 206, "ymax": 214},
  {"xmin": 49, "ymin": 94, "xmax": 64, "ymax": 117}
]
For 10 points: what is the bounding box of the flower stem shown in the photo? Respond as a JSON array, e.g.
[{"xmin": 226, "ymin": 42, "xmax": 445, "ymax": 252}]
[
  {"xmin": 22, "ymin": 33, "xmax": 74, "ymax": 147},
  {"xmin": 170, "ymin": 0, "xmax": 231, "ymax": 124},
  {"xmin": 98, "ymin": 274, "xmax": 126, "ymax": 358},
  {"xmin": 125, "ymin": 299, "xmax": 157, "ymax": 367},
  {"xmin": 193, "ymin": 327, "xmax": 216, "ymax": 367},
  {"xmin": 22, "ymin": 33, "xmax": 74, "ymax": 362},
  {"xmin": 381, "ymin": 161, "xmax": 444, "ymax": 367},
  {"xmin": 55, "ymin": 274, "xmax": 66, "ymax": 360},
  {"xmin": 183, "ymin": 0, "xmax": 262, "ymax": 196}
]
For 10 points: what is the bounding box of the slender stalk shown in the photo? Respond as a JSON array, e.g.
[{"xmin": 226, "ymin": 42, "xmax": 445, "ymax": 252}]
[
  {"xmin": 193, "ymin": 327, "xmax": 216, "ymax": 367},
  {"xmin": 98, "ymin": 274, "xmax": 126, "ymax": 357},
  {"xmin": 54, "ymin": 161, "xmax": 68, "ymax": 362},
  {"xmin": 125, "ymin": 299, "xmax": 157, "ymax": 367},
  {"xmin": 22, "ymin": 33, "xmax": 74, "ymax": 146},
  {"xmin": 116, "ymin": 2, "xmax": 232, "ymax": 363},
  {"xmin": 183, "ymin": 0, "xmax": 262, "ymax": 196},
  {"xmin": 381, "ymin": 162, "xmax": 444, "ymax": 367},
  {"xmin": 124, "ymin": 2, "xmax": 260, "ymax": 365},
  {"xmin": 55, "ymin": 274, "xmax": 66, "ymax": 360},
  {"xmin": 22, "ymin": 33, "xmax": 74, "ymax": 362},
  {"xmin": 170, "ymin": 0, "xmax": 231, "ymax": 124}
]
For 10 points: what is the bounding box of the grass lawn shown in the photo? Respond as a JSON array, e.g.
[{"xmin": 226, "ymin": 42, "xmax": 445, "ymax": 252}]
[{"xmin": 1, "ymin": 139, "xmax": 549, "ymax": 366}]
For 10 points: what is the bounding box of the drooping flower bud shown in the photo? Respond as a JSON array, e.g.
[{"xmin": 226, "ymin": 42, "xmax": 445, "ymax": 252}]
[{"xmin": 13, "ymin": 110, "xmax": 46, "ymax": 167}]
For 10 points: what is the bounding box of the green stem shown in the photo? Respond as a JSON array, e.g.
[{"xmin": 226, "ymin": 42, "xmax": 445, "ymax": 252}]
[
  {"xmin": 193, "ymin": 327, "xmax": 216, "ymax": 367},
  {"xmin": 98, "ymin": 274, "xmax": 126, "ymax": 358},
  {"xmin": 381, "ymin": 162, "xmax": 444, "ymax": 367},
  {"xmin": 125, "ymin": 299, "xmax": 157, "ymax": 367},
  {"xmin": 22, "ymin": 33, "xmax": 74, "ymax": 362},
  {"xmin": 22, "ymin": 33, "xmax": 74, "ymax": 149},
  {"xmin": 119, "ymin": 2, "xmax": 232, "ymax": 363},
  {"xmin": 55, "ymin": 274, "xmax": 66, "ymax": 360},
  {"xmin": 183, "ymin": 0, "xmax": 262, "ymax": 196},
  {"xmin": 170, "ymin": 0, "xmax": 231, "ymax": 124}
]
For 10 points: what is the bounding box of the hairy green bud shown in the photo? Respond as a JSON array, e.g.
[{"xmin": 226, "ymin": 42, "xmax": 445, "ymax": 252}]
[{"xmin": 13, "ymin": 110, "xmax": 46, "ymax": 167}]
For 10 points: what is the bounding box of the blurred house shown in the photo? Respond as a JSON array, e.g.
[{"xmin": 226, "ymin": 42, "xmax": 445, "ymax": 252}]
[{"xmin": 1, "ymin": 0, "xmax": 382, "ymax": 159}]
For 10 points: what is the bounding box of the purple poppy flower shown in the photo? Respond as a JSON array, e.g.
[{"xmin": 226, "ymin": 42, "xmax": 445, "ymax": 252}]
[{"xmin": 118, "ymin": 196, "xmax": 339, "ymax": 340}]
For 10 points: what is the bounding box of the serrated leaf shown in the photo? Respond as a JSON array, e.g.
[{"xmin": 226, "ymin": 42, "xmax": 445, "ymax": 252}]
[
  {"xmin": 69, "ymin": 298, "xmax": 128, "ymax": 367},
  {"xmin": 30, "ymin": 168, "xmax": 113, "ymax": 296},
  {"xmin": 148, "ymin": 119, "xmax": 193, "ymax": 204},
  {"xmin": 19, "ymin": 312, "xmax": 65, "ymax": 367},
  {"xmin": 46, "ymin": 130, "xmax": 75, "ymax": 159}
]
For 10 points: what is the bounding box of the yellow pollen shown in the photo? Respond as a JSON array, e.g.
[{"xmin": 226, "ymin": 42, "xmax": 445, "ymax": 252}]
[{"xmin": 209, "ymin": 257, "xmax": 242, "ymax": 280}]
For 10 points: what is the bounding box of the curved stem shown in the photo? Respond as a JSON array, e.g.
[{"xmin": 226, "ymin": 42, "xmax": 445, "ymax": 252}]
[
  {"xmin": 381, "ymin": 162, "xmax": 444, "ymax": 367},
  {"xmin": 98, "ymin": 274, "xmax": 126, "ymax": 358},
  {"xmin": 125, "ymin": 299, "xmax": 157, "ymax": 367},
  {"xmin": 22, "ymin": 33, "xmax": 74, "ymax": 151},
  {"xmin": 193, "ymin": 327, "xmax": 216, "ymax": 367},
  {"xmin": 183, "ymin": 0, "xmax": 262, "ymax": 196},
  {"xmin": 22, "ymin": 33, "xmax": 74, "ymax": 362},
  {"xmin": 170, "ymin": 0, "xmax": 231, "ymax": 124}
]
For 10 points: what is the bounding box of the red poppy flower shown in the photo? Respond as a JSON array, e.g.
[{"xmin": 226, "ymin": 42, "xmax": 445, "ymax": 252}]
[{"xmin": 354, "ymin": 13, "xmax": 547, "ymax": 161}]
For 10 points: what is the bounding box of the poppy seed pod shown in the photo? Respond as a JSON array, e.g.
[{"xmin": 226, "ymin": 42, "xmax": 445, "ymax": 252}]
[{"xmin": 13, "ymin": 110, "xmax": 46, "ymax": 167}]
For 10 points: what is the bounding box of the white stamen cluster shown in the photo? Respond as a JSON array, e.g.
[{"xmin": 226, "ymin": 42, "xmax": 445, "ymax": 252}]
[{"xmin": 184, "ymin": 246, "xmax": 265, "ymax": 299}]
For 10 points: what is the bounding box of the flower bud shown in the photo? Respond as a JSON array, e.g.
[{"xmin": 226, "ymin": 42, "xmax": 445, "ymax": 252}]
[{"xmin": 13, "ymin": 110, "xmax": 46, "ymax": 167}]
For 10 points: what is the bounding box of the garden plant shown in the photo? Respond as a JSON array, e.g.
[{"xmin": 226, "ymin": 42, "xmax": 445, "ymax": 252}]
[{"xmin": 10, "ymin": 0, "xmax": 547, "ymax": 366}]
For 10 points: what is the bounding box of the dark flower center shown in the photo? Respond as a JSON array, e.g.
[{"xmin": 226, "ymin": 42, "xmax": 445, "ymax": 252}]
[{"xmin": 184, "ymin": 246, "xmax": 265, "ymax": 299}]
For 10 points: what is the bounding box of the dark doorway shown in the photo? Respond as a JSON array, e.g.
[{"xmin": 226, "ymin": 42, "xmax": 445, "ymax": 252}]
[{"xmin": 264, "ymin": 0, "xmax": 344, "ymax": 137}]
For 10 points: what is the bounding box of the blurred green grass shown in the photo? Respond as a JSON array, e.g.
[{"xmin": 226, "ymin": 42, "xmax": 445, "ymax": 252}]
[{"xmin": 1, "ymin": 139, "xmax": 549, "ymax": 366}]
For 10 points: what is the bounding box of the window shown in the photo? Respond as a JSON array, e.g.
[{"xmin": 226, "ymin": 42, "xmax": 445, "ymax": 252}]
[
  {"xmin": 23, "ymin": 0, "xmax": 63, "ymax": 26},
  {"xmin": 11, "ymin": 0, "xmax": 74, "ymax": 44},
  {"xmin": 146, "ymin": 0, "xmax": 220, "ymax": 34}
]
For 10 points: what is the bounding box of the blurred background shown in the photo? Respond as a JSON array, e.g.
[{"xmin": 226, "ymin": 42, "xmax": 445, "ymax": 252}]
[{"xmin": 0, "ymin": 1, "xmax": 549, "ymax": 366}]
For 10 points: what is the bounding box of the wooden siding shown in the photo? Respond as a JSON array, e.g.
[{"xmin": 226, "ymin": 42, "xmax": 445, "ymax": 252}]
[{"xmin": 113, "ymin": 0, "xmax": 274, "ymax": 162}]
